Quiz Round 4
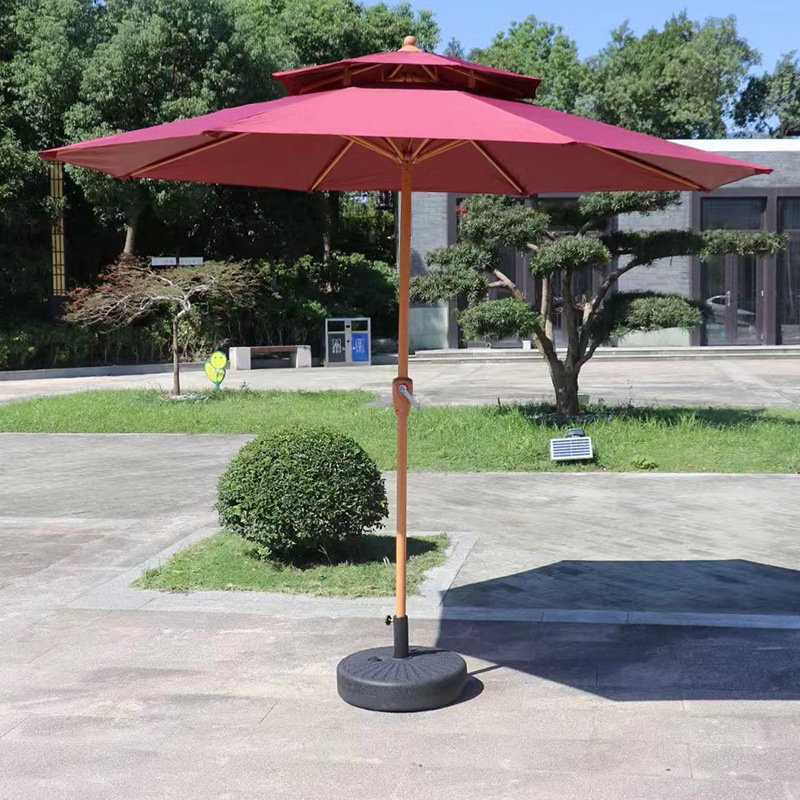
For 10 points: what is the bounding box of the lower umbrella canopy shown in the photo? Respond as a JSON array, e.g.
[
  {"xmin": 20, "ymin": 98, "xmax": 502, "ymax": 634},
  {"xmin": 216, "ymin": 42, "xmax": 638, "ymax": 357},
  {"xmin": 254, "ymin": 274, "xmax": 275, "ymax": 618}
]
[{"xmin": 41, "ymin": 85, "xmax": 770, "ymax": 195}]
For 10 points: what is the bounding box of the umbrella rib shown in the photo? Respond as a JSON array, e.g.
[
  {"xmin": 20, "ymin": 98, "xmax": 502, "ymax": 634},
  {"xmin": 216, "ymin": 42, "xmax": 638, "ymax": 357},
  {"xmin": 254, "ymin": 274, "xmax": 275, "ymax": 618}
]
[
  {"xmin": 448, "ymin": 66, "xmax": 524, "ymax": 98},
  {"xmin": 583, "ymin": 144, "xmax": 707, "ymax": 191},
  {"xmin": 127, "ymin": 132, "xmax": 250, "ymax": 178},
  {"xmin": 383, "ymin": 137, "xmax": 407, "ymax": 161},
  {"xmin": 413, "ymin": 139, "xmax": 468, "ymax": 163},
  {"xmin": 410, "ymin": 138, "xmax": 431, "ymax": 161},
  {"xmin": 344, "ymin": 135, "xmax": 402, "ymax": 163},
  {"xmin": 309, "ymin": 139, "xmax": 354, "ymax": 191},
  {"xmin": 470, "ymin": 141, "xmax": 525, "ymax": 194},
  {"xmin": 298, "ymin": 63, "xmax": 381, "ymax": 94},
  {"xmin": 421, "ymin": 65, "xmax": 437, "ymax": 81}
]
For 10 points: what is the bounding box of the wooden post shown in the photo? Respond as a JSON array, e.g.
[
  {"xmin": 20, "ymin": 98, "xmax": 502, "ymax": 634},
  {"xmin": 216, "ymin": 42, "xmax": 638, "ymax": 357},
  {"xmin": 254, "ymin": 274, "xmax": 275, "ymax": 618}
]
[
  {"xmin": 392, "ymin": 160, "xmax": 413, "ymax": 657},
  {"xmin": 49, "ymin": 162, "xmax": 66, "ymax": 297}
]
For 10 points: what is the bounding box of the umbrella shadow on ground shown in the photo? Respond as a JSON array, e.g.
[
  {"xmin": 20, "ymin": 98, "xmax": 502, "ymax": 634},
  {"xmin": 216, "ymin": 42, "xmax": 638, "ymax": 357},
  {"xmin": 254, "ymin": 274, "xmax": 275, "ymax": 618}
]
[{"xmin": 435, "ymin": 559, "xmax": 800, "ymax": 701}]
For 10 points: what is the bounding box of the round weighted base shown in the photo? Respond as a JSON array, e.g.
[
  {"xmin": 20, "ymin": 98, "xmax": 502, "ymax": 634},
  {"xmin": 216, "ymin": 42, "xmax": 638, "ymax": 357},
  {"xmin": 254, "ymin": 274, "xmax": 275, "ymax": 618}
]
[{"xmin": 337, "ymin": 646, "xmax": 467, "ymax": 712}]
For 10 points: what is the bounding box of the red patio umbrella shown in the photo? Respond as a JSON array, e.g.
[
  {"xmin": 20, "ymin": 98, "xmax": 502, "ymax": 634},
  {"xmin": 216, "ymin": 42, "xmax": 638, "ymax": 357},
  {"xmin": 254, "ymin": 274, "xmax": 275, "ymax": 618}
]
[{"xmin": 41, "ymin": 36, "xmax": 771, "ymax": 711}]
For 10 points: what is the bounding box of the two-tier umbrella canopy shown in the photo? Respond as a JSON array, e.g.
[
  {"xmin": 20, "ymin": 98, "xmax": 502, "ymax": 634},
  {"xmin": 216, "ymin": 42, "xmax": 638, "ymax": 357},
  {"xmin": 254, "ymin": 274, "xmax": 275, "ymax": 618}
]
[{"xmin": 41, "ymin": 36, "xmax": 770, "ymax": 711}]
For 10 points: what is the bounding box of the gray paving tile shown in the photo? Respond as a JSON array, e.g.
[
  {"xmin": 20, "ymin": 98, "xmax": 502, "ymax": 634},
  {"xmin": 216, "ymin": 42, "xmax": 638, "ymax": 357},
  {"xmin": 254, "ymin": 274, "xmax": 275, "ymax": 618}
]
[
  {"xmin": 785, "ymin": 783, "xmax": 800, "ymax": 800},
  {"xmin": 0, "ymin": 710, "xmax": 30, "ymax": 738},
  {"xmin": 590, "ymin": 774, "xmax": 791, "ymax": 800},
  {"xmin": 593, "ymin": 707, "xmax": 770, "ymax": 746},
  {"xmin": 1, "ymin": 713, "xmax": 185, "ymax": 749},
  {"xmin": 0, "ymin": 740, "xmax": 228, "ymax": 798},
  {"xmin": 206, "ymin": 757, "xmax": 408, "ymax": 799},
  {"xmin": 691, "ymin": 744, "xmax": 800, "ymax": 781},
  {"xmin": 397, "ymin": 767, "xmax": 592, "ymax": 800},
  {"xmin": 386, "ymin": 734, "xmax": 691, "ymax": 777},
  {"xmin": 586, "ymin": 740, "xmax": 692, "ymax": 778},
  {"xmin": 683, "ymin": 691, "xmax": 800, "ymax": 715}
]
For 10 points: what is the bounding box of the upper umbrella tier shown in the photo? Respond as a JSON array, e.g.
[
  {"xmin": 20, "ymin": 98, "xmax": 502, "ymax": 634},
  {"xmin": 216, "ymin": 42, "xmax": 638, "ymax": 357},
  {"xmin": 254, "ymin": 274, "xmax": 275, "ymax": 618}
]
[{"xmin": 273, "ymin": 36, "xmax": 541, "ymax": 101}]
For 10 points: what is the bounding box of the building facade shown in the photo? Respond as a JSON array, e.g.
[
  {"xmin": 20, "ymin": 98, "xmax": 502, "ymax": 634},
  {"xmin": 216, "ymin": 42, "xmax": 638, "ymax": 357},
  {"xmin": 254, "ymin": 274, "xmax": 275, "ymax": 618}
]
[{"xmin": 409, "ymin": 140, "xmax": 800, "ymax": 350}]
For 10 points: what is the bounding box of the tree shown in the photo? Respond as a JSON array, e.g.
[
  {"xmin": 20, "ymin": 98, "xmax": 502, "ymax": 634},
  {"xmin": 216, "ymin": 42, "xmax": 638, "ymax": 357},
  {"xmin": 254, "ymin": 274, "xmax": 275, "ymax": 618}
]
[
  {"xmin": 226, "ymin": 0, "xmax": 438, "ymax": 69},
  {"xmin": 64, "ymin": 0, "xmax": 276, "ymax": 255},
  {"xmin": 735, "ymin": 52, "xmax": 800, "ymax": 138},
  {"xmin": 8, "ymin": 0, "xmax": 104, "ymax": 149},
  {"xmin": 65, "ymin": 256, "xmax": 257, "ymax": 395},
  {"xmin": 468, "ymin": 15, "xmax": 585, "ymax": 113},
  {"xmin": 443, "ymin": 37, "xmax": 464, "ymax": 59},
  {"xmin": 216, "ymin": 249, "xmax": 397, "ymax": 347},
  {"xmin": 583, "ymin": 14, "xmax": 759, "ymax": 138},
  {"xmin": 0, "ymin": 0, "xmax": 104, "ymax": 314},
  {"xmin": 412, "ymin": 193, "xmax": 784, "ymax": 418},
  {"xmin": 0, "ymin": 0, "xmax": 432, "ymax": 322}
]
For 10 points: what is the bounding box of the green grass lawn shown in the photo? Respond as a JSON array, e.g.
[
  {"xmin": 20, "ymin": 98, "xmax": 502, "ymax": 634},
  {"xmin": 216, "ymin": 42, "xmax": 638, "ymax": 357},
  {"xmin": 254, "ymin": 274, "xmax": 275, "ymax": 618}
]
[
  {"xmin": 134, "ymin": 531, "xmax": 448, "ymax": 597},
  {"xmin": 2, "ymin": 388, "xmax": 800, "ymax": 472}
]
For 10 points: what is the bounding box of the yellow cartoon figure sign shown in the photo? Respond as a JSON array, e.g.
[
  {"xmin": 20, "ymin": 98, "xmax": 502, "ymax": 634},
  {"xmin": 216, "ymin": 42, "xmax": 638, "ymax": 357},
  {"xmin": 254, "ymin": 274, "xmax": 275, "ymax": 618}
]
[{"xmin": 205, "ymin": 351, "xmax": 227, "ymax": 388}]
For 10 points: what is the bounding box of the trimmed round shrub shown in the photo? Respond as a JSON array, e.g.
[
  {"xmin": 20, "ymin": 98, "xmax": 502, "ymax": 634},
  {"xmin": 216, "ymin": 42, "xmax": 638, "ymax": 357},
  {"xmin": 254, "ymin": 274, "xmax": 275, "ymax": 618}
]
[{"xmin": 217, "ymin": 428, "xmax": 388, "ymax": 564}]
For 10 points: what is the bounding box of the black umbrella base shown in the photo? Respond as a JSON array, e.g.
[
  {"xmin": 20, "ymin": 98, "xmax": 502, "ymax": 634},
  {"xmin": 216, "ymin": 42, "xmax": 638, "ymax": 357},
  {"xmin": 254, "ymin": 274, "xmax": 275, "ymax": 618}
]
[{"xmin": 337, "ymin": 646, "xmax": 468, "ymax": 712}]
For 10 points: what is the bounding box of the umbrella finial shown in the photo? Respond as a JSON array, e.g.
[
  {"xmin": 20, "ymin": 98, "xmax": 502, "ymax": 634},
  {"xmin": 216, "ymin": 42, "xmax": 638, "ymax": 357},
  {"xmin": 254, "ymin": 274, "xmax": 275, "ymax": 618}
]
[{"xmin": 400, "ymin": 35, "xmax": 419, "ymax": 52}]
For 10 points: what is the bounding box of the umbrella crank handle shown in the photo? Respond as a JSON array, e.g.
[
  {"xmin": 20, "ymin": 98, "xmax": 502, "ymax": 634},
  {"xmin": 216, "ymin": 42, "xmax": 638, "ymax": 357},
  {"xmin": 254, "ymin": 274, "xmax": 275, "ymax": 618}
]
[{"xmin": 398, "ymin": 384, "xmax": 420, "ymax": 411}]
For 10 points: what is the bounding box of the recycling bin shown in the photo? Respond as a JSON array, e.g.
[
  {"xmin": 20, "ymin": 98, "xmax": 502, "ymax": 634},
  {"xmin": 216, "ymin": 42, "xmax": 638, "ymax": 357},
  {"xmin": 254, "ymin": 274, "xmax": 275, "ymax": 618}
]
[{"xmin": 325, "ymin": 317, "xmax": 371, "ymax": 366}]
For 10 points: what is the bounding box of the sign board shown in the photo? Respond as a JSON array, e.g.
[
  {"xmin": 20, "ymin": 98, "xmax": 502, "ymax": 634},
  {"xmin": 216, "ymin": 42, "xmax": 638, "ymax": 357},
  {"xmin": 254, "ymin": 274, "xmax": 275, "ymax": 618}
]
[
  {"xmin": 325, "ymin": 317, "xmax": 371, "ymax": 367},
  {"xmin": 149, "ymin": 256, "xmax": 204, "ymax": 267},
  {"xmin": 204, "ymin": 351, "xmax": 227, "ymax": 388}
]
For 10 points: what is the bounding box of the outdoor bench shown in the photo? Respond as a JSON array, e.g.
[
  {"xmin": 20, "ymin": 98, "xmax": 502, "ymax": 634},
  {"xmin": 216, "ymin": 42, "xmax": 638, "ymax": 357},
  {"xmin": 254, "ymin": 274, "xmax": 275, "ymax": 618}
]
[{"xmin": 229, "ymin": 345, "xmax": 312, "ymax": 370}]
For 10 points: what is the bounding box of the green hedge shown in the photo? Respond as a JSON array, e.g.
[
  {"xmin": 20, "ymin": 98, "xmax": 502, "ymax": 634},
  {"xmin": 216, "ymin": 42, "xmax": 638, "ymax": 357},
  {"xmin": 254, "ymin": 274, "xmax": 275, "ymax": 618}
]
[{"xmin": 0, "ymin": 320, "xmax": 214, "ymax": 371}]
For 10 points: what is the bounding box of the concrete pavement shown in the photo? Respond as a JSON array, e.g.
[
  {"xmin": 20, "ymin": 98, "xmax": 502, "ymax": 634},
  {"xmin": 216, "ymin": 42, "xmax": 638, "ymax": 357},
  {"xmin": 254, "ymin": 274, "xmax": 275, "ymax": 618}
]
[
  {"xmin": 1, "ymin": 356, "xmax": 799, "ymax": 407},
  {"xmin": 4, "ymin": 433, "xmax": 800, "ymax": 797}
]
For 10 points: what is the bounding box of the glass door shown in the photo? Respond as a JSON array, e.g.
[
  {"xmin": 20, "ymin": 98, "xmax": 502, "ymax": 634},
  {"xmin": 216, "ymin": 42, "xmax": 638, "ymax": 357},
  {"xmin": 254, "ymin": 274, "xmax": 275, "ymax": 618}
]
[
  {"xmin": 702, "ymin": 254, "xmax": 759, "ymax": 344},
  {"xmin": 735, "ymin": 255, "xmax": 759, "ymax": 344},
  {"xmin": 701, "ymin": 198, "xmax": 764, "ymax": 345},
  {"xmin": 779, "ymin": 200, "xmax": 800, "ymax": 344},
  {"xmin": 779, "ymin": 238, "xmax": 800, "ymax": 343}
]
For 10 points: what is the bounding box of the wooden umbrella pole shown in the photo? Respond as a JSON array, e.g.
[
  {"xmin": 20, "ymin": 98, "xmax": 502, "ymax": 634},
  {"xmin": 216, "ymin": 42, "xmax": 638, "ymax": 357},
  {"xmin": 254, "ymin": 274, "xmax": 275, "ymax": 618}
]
[{"xmin": 392, "ymin": 160, "xmax": 413, "ymax": 658}]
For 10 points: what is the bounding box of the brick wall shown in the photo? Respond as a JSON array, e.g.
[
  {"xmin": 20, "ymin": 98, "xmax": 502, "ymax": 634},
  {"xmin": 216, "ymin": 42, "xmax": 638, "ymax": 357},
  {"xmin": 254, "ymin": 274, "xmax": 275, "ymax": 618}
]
[{"xmin": 617, "ymin": 193, "xmax": 693, "ymax": 297}]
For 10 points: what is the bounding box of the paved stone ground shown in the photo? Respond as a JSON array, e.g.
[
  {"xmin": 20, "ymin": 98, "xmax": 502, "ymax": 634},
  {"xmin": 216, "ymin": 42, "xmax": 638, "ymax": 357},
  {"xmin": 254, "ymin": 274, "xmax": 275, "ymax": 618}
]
[
  {"xmin": 4, "ymin": 433, "xmax": 800, "ymax": 798},
  {"xmin": 1, "ymin": 356, "xmax": 800, "ymax": 408},
  {"xmin": 427, "ymin": 473, "xmax": 800, "ymax": 617}
]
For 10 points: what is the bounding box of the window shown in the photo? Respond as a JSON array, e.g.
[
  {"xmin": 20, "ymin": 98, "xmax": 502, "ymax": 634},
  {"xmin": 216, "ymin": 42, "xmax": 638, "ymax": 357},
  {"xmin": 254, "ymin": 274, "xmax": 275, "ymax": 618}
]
[
  {"xmin": 779, "ymin": 198, "xmax": 800, "ymax": 231},
  {"xmin": 702, "ymin": 198, "xmax": 765, "ymax": 231}
]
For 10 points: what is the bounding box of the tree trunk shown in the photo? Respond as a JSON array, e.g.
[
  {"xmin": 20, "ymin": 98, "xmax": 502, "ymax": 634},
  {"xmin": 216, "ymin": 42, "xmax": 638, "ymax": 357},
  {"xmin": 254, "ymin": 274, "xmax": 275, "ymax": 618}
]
[
  {"xmin": 549, "ymin": 361, "xmax": 581, "ymax": 419},
  {"xmin": 321, "ymin": 191, "xmax": 339, "ymax": 267},
  {"xmin": 171, "ymin": 316, "xmax": 180, "ymax": 397},
  {"xmin": 123, "ymin": 209, "xmax": 140, "ymax": 255}
]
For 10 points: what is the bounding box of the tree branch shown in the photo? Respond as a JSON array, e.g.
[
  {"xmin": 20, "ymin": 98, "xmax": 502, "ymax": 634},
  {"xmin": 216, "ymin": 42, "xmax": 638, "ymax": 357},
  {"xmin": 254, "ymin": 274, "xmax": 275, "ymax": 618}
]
[
  {"xmin": 530, "ymin": 318, "xmax": 559, "ymax": 365},
  {"xmin": 491, "ymin": 268, "xmax": 524, "ymax": 300},
  {"xmin": 540, "ymin": 275, "xmax": 554, "ymax": 341}
]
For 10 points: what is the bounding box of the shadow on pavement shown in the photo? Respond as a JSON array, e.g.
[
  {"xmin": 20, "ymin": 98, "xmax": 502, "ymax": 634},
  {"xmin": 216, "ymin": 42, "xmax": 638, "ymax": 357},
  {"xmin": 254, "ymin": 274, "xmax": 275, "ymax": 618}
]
[
  {"xmin": 437, "ymin": 619, "xmax": 800, "ymax": 701},
  {"xmin": 436, "ymin": 559, "xmax": 800, "ymax": 700},
  {"xmin": 442, "ymin": 559, "xmax": 800, "ymax": 614}
]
